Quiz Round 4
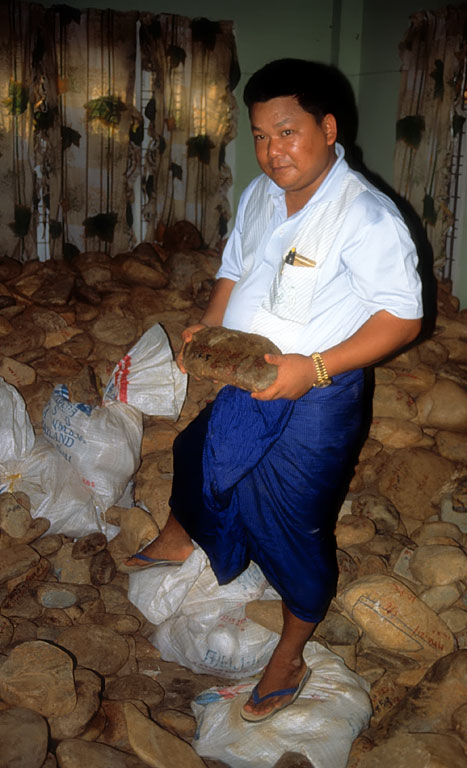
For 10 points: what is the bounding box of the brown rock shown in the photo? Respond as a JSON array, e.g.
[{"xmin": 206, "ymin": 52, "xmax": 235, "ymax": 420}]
[
  {"xmin": 48, "ymin": 667, "xmax": 102, "ymax": 740},
  {"xmin": 153, "ymin": 708, "xmax": 197, "ymax": 741},
  {"xmin": 0, "ymin": 640, "xmax": 76, "ymax": 717},
  {"xmin": 0, "ymin": 493, "xmax": 33, "ymax": 538},
  {"xmin": 409, "ymin": 544, "xmax": 467, "ymax": 585},
  {"xmin": 335, "ymin": 514, "xmax": 376, "ymax": 548},
  {"xmin": 359, "ymin": 732, "xmax": 467, "ymax": 768},
  {"xmin": 369, "ymin": 417, "xmax": 423, "ymax": 449},
  {"xmin": 417, "ymin": 378, "xmax": 467, "ymax": 432},
  {"xmin": 378, "ymin": 447, "xmax": 454, "ymax": 520},
  {"xmin": 0, "ymin": 543, "xmax": 40, "ymax": 585},
  {"xmin": 182, "ymin": 326, "xmax": 280, "ymax": 392},
  {"xmin": 72, "ymin": 532, "xmax": 108, "ymax": 560},
  {"xmin": 351, "ymin": 493, "xmax": 400, "ymax": 534},
  {"xmin": 79, "ymin": 612, "xmax": 141, "ymax": 634},
  {"xmin": 90, "ymin": 549, "xmax": 116, "ymax": 586},
  {"xmin": 372, "ymin": 384, "xmax": 417, "ymax": 420},
  {"xmin": 57, "ymin": 625, "xmax": 130, "ymax": 675},
  {"xmin": 55, "ymin": 737, "xmax": 148, "ymax": 767},
  {"xmin": 393, "ymin": 363, "xmax": 437, "ymax": 396},
  {"xmin": 104, "ymin": 673, "xmax": 164, "ymax": 710},
  {"xmin": 90, "ymin": 312, "xmax": 138, "ymax": 346},
  {"xmin": 124, "ymin": 701, "xmax": 207, "ymax": 767},
  {"xmin": 0, "ymin": 707, "xmax": 48, "ymax": 768},
  {"xmin": 1, "ymin": 582, "xmax": 42, "ymax": 619},
  {"xmin": 338, "ymin": 575, "xmax": 456, "ymax": 662},
  {"xmin": 0, "ymin": 615, "xmax": 14, "ymax": 650},
  {"xmin": 435, "ymin": 429, "xmax": 467, "ymax": 462}
]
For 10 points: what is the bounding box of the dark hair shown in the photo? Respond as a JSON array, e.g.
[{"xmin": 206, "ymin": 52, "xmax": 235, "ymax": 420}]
[{"xmin": 243, "ymin": 58, "xmax": 358, "ymax": 148}]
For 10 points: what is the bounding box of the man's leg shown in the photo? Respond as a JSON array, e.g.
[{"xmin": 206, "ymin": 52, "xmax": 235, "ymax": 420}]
[
  {"xmin": 242, "ymin": 603, "xmax": 316, "ymax": 718},
  {"xmin": 124, "ymin": 511, "xmax": 194, "ymax": 566}
]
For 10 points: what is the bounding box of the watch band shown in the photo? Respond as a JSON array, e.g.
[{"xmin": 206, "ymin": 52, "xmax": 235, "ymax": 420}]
[{"xmin": 311, "ymin": 352, "xmax": 332, "ymax": 388}]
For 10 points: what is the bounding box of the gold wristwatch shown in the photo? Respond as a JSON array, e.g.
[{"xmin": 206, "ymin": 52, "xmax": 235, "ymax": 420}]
[{"xmin": 311, "ymin": 352, "xmax": 332, "ymax": 388}]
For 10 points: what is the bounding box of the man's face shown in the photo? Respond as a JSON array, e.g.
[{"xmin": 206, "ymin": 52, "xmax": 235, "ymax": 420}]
[{"xmin": 250, "ymin": 96, "xmax": 337, "ymax": 209}]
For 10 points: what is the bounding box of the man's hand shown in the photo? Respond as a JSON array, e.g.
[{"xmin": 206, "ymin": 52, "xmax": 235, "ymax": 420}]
[
  {"xmin": 176, "ymin": 324, "xmax": 206, "ymax": 374},
  {"xmin": 251, "ymin": 353, "xmax": 316, "ymax": 401}
]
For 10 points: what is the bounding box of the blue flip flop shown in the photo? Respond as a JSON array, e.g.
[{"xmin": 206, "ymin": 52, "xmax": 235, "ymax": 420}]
[
  {"xmin": 119, "ymin": 551, "xmax": 184, "ymax": 573},
  {"xmin": 240, "ymin": 666, "xmax": 311, "ymax": 723}
]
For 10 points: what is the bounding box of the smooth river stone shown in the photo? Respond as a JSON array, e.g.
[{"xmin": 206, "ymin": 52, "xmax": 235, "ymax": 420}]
[
  {"xmin": 372, "ymin": 383, "xmax": 417, "ymax": 419},
  {"xmin": 0, "ymin": 707, "xmax": 48, "ymax": 768},
  {"xmin": 0, "ymin": 640, "xmax": 76, "ymax": 717},
  {"xmin": 335, "ymin": 514, "xmax": 376, "ymax": 547},
  {"xmin": 359, "ymin": 732, "xmax": 467, "ymax": 768},
  {"xmin": 57, "ymin": 624, "xmax": 130, "ymax": 675},
  {"xmin": 104, "ymin": 673, "xmax": 165, "ymax": 709},
  {"xmin": 337, "ymin": 575, "xmax": 456, "ymax": 662},
  {"xmin": 417, "ymin": 378, "xmax": 467, "ymax": 432},
  {"xmin": 56, "ymin": 738, "xmax": 147, "ymax": 768},
  {"xmin": 369, "ymin": 417, "xmax": 423, "ymax": 449},
  {"xmin": 409, "ymin": 544, "xmax": 467, "ymax": 586},
  {"xmin": 0, "ymin": 543, "xmax": 40, "ymax": 584},
  {"xmin": 48, "ymin": 667, "xmax": 102, "ymax": 740}
]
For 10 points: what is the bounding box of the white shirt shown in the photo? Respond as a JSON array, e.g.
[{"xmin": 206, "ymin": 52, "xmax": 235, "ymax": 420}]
[{"xmin": 218, "ymin": 144, "xmax": 423, "ymax": 354}]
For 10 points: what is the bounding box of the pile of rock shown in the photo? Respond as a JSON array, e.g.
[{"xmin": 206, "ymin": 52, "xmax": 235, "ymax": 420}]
[{"xmin": 1, "ymin": 246, "xmax": 467, "ymax": 767}]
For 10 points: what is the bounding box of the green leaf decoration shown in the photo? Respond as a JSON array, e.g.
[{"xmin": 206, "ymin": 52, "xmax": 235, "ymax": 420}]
[
  {"xmin": 396, "ymin": 115, "xmax": 425, "ymax": 149},
  {"xmin": 49, "ymin": 220, "xmax": 63, "ymax": 239},
  {"xmin": 126, "ymin": 201, "xmax": 133, "ymax": 229},
  {"xmin": 34, "ymin": 106, "xmax": 57, "ymax": 132},
  {"xmin": 61, "ymin": 125, "xmax": 81, "ymax": 150},
  {"xmin": 85, "ymin": 95, "xmax": 127, "ymax": 127},
  {"xmin": 423, "ymin": 193, "xmax": 437, "ymax": 225},
  {"xmin": 453, "ymin": 113, "xmax": 466, "ymax": 138},
  {"xmin": 130, "ymin": 117, "xmax": 144, "ymax": 146},
  {"xmin": 8, "ymin": 204, "xmax": 32, "ymax": 237},
  {"xmin": 63, "ymin": 242, "xmax": 80, "ymax": 262},
  {"xmin": 83, "ymin": 212, "xmax": 118, "ymax": 242},
  {"xmin": 190, "ymin": 18, "xmax": 221, "ymax": 51},
  {"xmin": 167, "ymin": 45, "xmax": 186, "ymax": 69},
  {"xmin": 5, "ymin": 80, "xmax": 29, "ymax": 116},
  {"xmin": 53, "ymin": 5, "xmax": 81, "ymax": 26},
  {"xmin": 430, "ymin": 59, "xmax": 444, "ymax": 100},
  {"xmin": 145, "ymin": 97, "xmax": 156, "ymax": 122},
  {"xmin": 158, "ymin": 135, "xmax": 166, "ymax": 154},
  {"xmin": 187, "ymin": 134, "xmax": 215, "ymax": 164},
  {"xmin": 170, "ymin": 162, "xmax": 183, "ymax": 180}
]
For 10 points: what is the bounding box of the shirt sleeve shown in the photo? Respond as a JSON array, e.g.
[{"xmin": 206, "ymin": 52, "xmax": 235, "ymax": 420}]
[{"xmin": 341, "ymin": 192, "xmax": 423, "ymax": 320}]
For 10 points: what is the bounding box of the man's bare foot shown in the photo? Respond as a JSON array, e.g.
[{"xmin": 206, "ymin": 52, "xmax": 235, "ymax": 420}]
[
  {"xmin": 242, "ymin": 649, "xmax": 309, "ymax": 719},
  {"xmin": 123, "ymin": 512, "xmax": 194, "ymax": 568}
]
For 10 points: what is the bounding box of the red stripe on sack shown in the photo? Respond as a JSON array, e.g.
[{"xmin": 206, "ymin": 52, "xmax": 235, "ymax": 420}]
[{"xmin": 117, "ymin": 355, "xmax": 131, "ymax": 403}]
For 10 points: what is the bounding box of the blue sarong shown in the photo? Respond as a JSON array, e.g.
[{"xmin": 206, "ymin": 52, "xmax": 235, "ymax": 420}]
[{"xmin": 171, "ymin": 369, "xmax": 364, "ymax": 623}]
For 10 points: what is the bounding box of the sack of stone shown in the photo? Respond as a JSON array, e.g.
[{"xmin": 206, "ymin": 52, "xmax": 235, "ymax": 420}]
[
  {"xmin": 42, "ymin": 385, "xmax": 142, "ymax": 517},
  {"xmin": 103, "ymin": 322, "xmax": 187, "ymax": 418},
  {"xmin": 182, "ymin": 327, "xmax": 280, "ymax": 392}
]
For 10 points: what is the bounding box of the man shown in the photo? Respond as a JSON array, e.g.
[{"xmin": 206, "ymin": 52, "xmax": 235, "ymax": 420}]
[{"xmin": 126, "ymin": 59, "xmax": 423, "ymax": 722}]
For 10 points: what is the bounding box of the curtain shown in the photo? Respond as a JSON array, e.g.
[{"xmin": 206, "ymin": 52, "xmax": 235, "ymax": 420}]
[
  {"xmin": 394, "ymin": 5, "xmax": 467, "ymax": 273},
  {"xmin": 0, "ymin": 2, "xmax": 239, "ymax": 261}
]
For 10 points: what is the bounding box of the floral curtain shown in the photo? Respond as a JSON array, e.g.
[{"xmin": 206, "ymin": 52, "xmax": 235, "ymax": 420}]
[
  {"xmin": 138, "ymin": 14, "xmax": 239, "ymax": 248},
  {"xmin": 0, "ymin": 2, "xmax": 239, "ymax": 261},
  {"xmin": 394, "ymin": 5, "xmax": 467, "ymax": 273}
]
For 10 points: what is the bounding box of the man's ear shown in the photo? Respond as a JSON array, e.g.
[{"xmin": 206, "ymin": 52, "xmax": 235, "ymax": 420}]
[{"xmin": 323, "ymin": 114, "xmax": 337, "ymax": 145}]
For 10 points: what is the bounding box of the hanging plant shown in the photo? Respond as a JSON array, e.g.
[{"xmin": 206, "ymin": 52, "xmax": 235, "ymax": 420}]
[
  {"xmin": 85, "ymin": 95, "xmax": 127, "ymax": 127},
  {"xmin": 83, "ymin": 212, "xmax": 118, "ymax": 242},
  {"xmin": 61, "ymin": 125, "xmax": 81, "ymax": 150},
  {"xmin": 187, "ymin": 134, "xmax": 215, "ymax": 164},
  {"xmin": 170, "ymin": 162, "xmax": 183, "ymax": 180},
  {"xmin": 145, "ymin": 97, "xmax": 156, "ymax": 122},
  {"xmin": 190, "ymin": 18, "xmax": 220, "ymax": 51},
  {"xmin": 5, "ymin": 80, "xmax": 29, "ymax": 116},
  {"xmin": 34, "ymin": 105, "xmax": 57, "ymax": 132},
  {"xmin": 396, "ymin": 115, "xmax": 425, "ymax": 149},
  {"xmin": 8, "ymin": 204, "xmax": 32, "ymax": 237},
  {"xmin": 129, "ymin": 116, "xmax": 144, "ymax": 146},
  {"xmin": 167, "ymin": 44, "xmax": 186, "ymax": 69}
]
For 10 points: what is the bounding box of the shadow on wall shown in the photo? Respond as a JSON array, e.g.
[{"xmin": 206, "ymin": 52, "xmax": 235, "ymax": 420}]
[{"xmin": 328, "ymin": 64, "xmax": 437, "ymax": 344}]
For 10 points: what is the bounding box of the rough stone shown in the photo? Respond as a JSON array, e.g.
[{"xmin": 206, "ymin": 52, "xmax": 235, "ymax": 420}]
[
  {"xmin": 104, "ymin": 673, "xmax": 165, "ymax": 710},
  {"xmin": 0, "ymin": 640, "xmax": 76, "ymax": 717},
  {"xmin": 419, "ymin": 584, "xmax": 462, "ymax": 613},
  {"xmin": 436, "ymin": 429, "xmax": 467, "ymax": 462},
  {"xmin": 359, "ymin": 732, "xmax": 467, "ymax": 768},
  {"xmin": 351, "ymin": 493, "xmax": 400, "ymax": 534},
  {"xmin": 338, "ymin": 575, "xmax": 456, "ymax": 662},
  {"xmin": 335, "ymin": 514, "xmax": 376, "ymax": 548},
  {"xmin": 369, "ymin": 417, "xmax": 423, "ymax": 449},
  {"xmin": 57, "ymin": 624, "xmax": 130, "ymax": 675},
  {"xmin": 377, "ymin": 447, "xmax": 454, "ymax": 520},
  {"xmin": 372, "ymin": 384, "xmax": 417, "ymax": 420},
  {"xmin": 48, "ymin": 667, "xmax": 102, "ymax": 740},
  {"xmin": 417, "ymin": 378, "xmax": 467, "ymax": 432},
  {"xmin": 152, "ymin": 708, "xmax": 197, "ymax": 741},
  {"xmin": 0, "ymin": 707, "xmax": 48, "ymax": 768},
  {"xmin": 71, "ymin": 532, "xmax": 107, "ymax": 560},
  {"xmin": 409, "ymin": 544, "xmax": 467, "ymax": 585},
  {"xmin": 0, "ymin": 493, "xmax": 33, "ymax": 538},
  {"xmin": 55, "ymin": 738, "xmax": 147, "ymax": 768},
  {"xmin": 124, "ymin": 700, "xmax": 207, "ymax": 767},
  {"xmin": 0, "ymin": 543, "xmax": 40, "ymax": 585},
  {"xmin": 90, "ymin": 313, "xmax": 138, "ymax": 346}
]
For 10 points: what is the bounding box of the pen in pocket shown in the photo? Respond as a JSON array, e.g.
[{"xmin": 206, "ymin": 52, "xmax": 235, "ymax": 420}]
[{"xmin": 284, "ymin": 248, "xmax": 316, "ymax": 267}]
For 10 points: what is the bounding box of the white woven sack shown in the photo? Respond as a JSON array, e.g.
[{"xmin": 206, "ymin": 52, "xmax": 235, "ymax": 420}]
[
  {"xmin": 0, "ymin": 377, "xmax": 35, "ymax": 465},
  {"xmin": 192, "ymin": 641, "xmax": 372, "ymax": 768},
  {"xmin": 103, "ymin": 322, "xmax": 187, "ymax": 417}
]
